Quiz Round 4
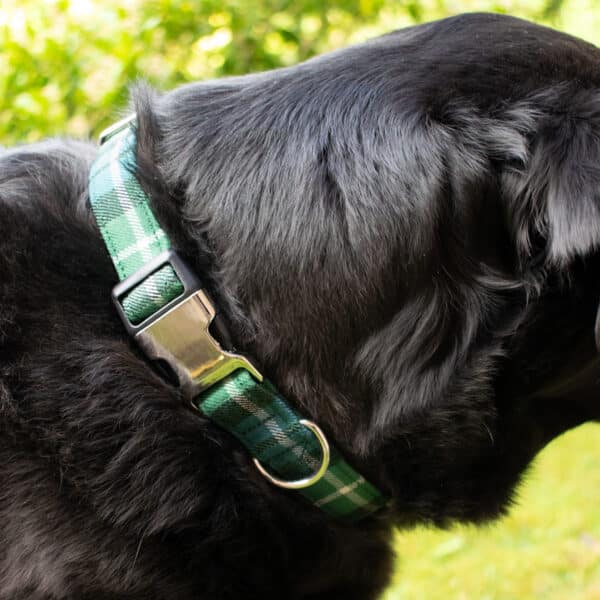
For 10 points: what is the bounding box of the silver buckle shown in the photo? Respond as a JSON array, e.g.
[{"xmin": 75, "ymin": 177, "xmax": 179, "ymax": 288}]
[
  {"xmin": 112, "ymin": 250, "xmax": 262, "ymax": 397},
  {"xmin": 137, "ymin": 289, "xmax": 262, "ymax": 397}
]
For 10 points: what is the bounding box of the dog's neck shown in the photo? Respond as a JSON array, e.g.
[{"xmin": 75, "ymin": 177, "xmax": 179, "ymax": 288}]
[
  {"xmin": 124, "ymin": 82, "xmax": 405, "ymax": 504},
  {"xmin": 90, "ymin": 115, "xmax": 392, "ymax": 521},
  {"xmin": 146, "ymin": 80, "xmax": 397, "ymax": 452}
]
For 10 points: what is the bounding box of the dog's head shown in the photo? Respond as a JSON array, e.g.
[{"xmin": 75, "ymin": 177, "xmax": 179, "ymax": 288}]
[{"xmin": 131, "ymin": 12, "xmax": 600, "ymax": 525}]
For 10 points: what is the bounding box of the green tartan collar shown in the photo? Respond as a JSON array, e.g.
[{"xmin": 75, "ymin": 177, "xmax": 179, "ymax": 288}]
[{"xmin": 88, "ymin": 117, "xmax": 388, "ymax": 521}]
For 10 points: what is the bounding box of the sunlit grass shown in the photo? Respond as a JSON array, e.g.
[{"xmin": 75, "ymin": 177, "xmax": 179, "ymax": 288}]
[{"xmin": 384, "ymin": 423, "xmax": 600, "ymax": 599}]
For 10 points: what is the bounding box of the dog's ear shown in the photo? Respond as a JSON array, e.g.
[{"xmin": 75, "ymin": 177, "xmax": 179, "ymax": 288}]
[
  {"xmin": 502, "ymin": 92, "xmax": 600, "ymax": 267},
  {"xmin": 501, "ymin": 93, "xmax": 600, "ymax": 350}
]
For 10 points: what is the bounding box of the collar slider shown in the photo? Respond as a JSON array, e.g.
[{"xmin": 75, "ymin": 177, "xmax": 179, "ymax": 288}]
[{"xmin": 99, "ymin": 114, "xmax": 137, "ymax": 145}]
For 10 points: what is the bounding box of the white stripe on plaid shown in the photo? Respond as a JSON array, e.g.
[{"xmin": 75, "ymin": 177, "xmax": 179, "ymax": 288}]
[
  {"xmin": 224, "ymin": 379, "xmax": 308, "ymax": 457},
  {"xmin": 314, "ymin": 478, "xmax": 364, "ymax": 508},
  {"xmin": 109, "ymin": 135, "xmax": 154, "ymax": 265},
  {"xmin": 113, "ymin": 229, "xmax": 167, "ymax": 263},
  {"xmin": 317, "ymin": 469, "xmax": 371, "ymax": 510},
  {"xmin": 109, "ymin": 134, "xmax": 165, "ymax": 305}
]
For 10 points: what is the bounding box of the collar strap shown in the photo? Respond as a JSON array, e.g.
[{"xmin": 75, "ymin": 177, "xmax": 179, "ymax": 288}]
[{"xmin": 88, "ymin": 118, "xmax": 387, "ymax": 521}]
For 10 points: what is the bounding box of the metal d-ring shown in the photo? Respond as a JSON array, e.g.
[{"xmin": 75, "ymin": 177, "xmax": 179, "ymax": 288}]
[{"xmin": 253, "ymin": 419, "xmax": 331, "ymax": 490}]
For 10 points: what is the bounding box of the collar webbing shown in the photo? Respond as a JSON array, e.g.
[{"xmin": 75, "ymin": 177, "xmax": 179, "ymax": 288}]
[{"xmin": 88, "ymin": 120, "xmax": 387, "ymax": 521}]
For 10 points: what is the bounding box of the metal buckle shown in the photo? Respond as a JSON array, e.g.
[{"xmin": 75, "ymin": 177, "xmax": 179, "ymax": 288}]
[
  {"xmin": 112, "ymin": 250, "xmax": 262, "ymax": 397},
  {"xmin": 99, "ymin": 114, "xmax": 137, "ymax": 145},
  {"xmin": 253, "ymin": 420, "xmax": 330, "ymax": 489}
]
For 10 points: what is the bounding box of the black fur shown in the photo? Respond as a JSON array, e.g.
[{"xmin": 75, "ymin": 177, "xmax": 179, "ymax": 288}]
[{"xmin": 1, "ymin": 12, "xmax": 600, "ymax": 598}]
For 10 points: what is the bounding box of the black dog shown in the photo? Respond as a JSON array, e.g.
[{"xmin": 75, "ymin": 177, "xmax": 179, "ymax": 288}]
[{"xmin": 1, "ymin": 11, "xmax": 599, "ymax": 599}]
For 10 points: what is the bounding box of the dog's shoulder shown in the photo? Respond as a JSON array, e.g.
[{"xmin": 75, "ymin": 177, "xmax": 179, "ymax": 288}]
[
  {"xmin": 0, "ymin": 139, "xmax": 95, "ymax": 215},
  {"xmin": 0, "ymin": 139, "xmax": 112, "ymax": 355}
]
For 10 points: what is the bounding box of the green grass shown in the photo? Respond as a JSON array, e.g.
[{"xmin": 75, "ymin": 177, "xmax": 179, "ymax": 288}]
[{"xmin": 384, "ymin": 423, "xmax": 600, "ymax": 600}]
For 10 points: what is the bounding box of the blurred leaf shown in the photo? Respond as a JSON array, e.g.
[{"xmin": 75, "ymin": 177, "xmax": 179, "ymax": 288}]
[{"xmin": 0, "ymin": 0, "xmax": 595, "ymax": 144}]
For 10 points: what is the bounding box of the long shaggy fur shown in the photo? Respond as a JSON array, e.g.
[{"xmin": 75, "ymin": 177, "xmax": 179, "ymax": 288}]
[{"xmin": 1, "ymin": 12, "xmax": 600, "ymax": 598}]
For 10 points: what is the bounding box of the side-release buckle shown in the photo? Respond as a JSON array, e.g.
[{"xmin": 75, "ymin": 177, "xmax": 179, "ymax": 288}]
[{"xmin": 112, "ymin": 250, "xmax": 263, "ymax": 397}]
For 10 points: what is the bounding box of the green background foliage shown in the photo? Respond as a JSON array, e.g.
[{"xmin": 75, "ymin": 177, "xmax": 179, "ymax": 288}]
[
  {"xmin": 3, "ymin": 0, "xmax": 600, "ymax": 143},
  {"xmin": 1, "ymin": 0, "xmax": 600, "ymax": 598}
]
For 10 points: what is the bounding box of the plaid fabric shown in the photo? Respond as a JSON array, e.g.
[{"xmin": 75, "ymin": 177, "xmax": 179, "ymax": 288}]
[
  {"xmin": 88, "ymin": 122, "xmax": 388, "ymax": 521},
  {"xmin": 89, "ymin": 126, "xmax": 183, "ymax": 324},
  {"xmin": 198, "ymin": 370, "xmax": 388, "ymax": 521}
]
